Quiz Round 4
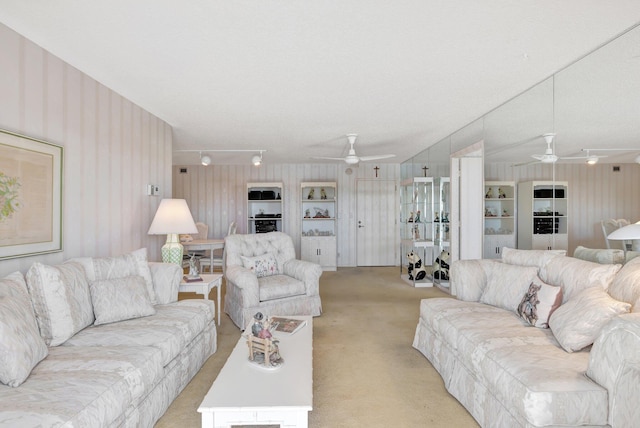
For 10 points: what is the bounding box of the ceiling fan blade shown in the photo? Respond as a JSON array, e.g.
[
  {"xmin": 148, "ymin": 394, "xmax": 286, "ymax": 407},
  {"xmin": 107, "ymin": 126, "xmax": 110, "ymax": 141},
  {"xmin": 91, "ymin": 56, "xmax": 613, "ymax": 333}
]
[
  {"xmin": 512, "ymin": 160, "xmax": 540, "ymax": 167},
  {"xmin": 531, "ymin": 154, "xmax": 545, "ymax": 161},
  {"xmin": 311, "ymin": 156, "xmax": 348, "ymax": 162},
  {"xmin": 358, "ymin": 154, "xmax": 396, "ymax": 162}
]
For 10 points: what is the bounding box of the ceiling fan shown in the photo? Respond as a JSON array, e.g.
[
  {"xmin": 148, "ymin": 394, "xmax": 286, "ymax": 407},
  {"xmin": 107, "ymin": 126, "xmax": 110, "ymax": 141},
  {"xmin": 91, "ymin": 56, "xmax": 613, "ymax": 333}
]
[
  {"xmin": 530, "ymin": 133, "xmax": 559, "ymax": 164},
  {"xmin": 313, "ymin": 134, "xmax": 396, "ymax": 165}
]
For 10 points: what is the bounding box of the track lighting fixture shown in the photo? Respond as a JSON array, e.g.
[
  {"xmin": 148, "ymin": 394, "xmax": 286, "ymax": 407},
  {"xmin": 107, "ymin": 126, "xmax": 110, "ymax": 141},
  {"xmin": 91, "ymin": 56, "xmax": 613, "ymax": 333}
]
[
  {"xmin": 251, "ymin": 151, "xmax": 264, "ymax": 166},
  {"xmin": 175, "ymin": 149, "xmax": 267, "ymax": 166},
  {"xmin": 200, "ymin": 153, "xmax": 212, "ymax": 166}
]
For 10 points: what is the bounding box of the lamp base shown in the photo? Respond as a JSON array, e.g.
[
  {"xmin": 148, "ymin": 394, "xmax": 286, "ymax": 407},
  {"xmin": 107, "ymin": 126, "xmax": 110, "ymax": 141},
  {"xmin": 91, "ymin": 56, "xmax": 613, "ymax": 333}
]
[{"xmin": 161, "ymin": 233, "xmax": 184, "ymax": 264}]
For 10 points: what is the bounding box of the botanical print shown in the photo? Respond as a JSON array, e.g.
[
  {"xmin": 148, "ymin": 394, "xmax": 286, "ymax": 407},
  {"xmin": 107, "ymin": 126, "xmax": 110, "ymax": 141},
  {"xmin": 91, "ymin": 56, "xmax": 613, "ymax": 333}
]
[
  {"xmin": 0, "ymin": 171, "xmax": 20, "ymax": 221},
  {"xmin": 0, "ymin": 130, "xmax": 62, "ymax": 259}
]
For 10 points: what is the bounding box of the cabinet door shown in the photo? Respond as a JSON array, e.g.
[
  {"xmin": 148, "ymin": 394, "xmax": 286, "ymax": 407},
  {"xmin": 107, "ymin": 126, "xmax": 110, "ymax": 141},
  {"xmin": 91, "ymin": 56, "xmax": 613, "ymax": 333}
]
[
  {"xmin": 317, "ymin": 237, "xmax": 337, "ymax": 268},
  {"xmin": 300, "ymin": 238, "xmax": 317, "ymax": 263}
]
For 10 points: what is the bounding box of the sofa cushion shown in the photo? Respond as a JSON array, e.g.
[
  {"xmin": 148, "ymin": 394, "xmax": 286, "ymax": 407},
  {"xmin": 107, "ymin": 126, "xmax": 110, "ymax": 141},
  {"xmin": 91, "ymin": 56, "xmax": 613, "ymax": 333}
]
[
  {"xmin": 0, "ymin": 272, "xmax": 48, "ymax": 387},
  {"xmin": 516, "ymin": 277, "xmax": 563, "ymax": 328},
  {"xmin": 419, "ymin": 298, "xmax": 609, "ymax": 426},
  {"xmin": 90, "ymin": 275, "xmax": 156, "ymax": 326},
  {"xmin": 241, "ymin": 252, "xmax": 280, "ymax": 277},
  {"xmin": 549, "ymin": 286, "xmax": 630, "ymax": 352},
  {"xmin": 26, "ymin": 261, "xmax": 95, "ymax": 346},
  {"xmin": 541, "ymin": 256, "xmax": 621, "ymax": 303},
  {"xmin": 607, "ymin": 255, "xmax": 640, "ymax": 310},
  {"xmin": 74, "ymin": 248, "xmax": 157, "ymax": 304},
  {"xmin": 0, "ymin": 345, "xmax": 164, "ymax": 427},
  {"xmin": 63, "ymin": 300, "xmax": 215, "ymax": 366},
  {"xmin": 258, "ymin": 274, "xmax": 306, "ymax": 302},
  {"xmin": 501, "ymin": 247, "xmax": 566, "ymax": 270},
  {"xmin": 479, "ymin": 263, "xmax": 538, "ymax": 311},
  {"xmin": 573, "ymin": 245, "xmax": 625, "ymax": 265}
]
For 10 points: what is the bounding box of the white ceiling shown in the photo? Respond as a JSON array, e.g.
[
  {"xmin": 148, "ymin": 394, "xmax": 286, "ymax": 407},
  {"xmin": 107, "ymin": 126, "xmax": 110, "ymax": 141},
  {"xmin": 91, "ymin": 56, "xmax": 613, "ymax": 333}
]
[{"xmin": 1, "ymin": 1, "xmax": 640, "ymax": 165}]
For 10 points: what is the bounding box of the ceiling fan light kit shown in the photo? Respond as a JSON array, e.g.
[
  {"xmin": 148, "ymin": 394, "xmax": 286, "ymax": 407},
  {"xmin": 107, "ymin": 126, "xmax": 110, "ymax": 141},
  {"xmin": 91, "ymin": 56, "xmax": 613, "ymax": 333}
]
[{"xmin": 200, "ymin": 153, "xmax": 212, "ymax": 166}]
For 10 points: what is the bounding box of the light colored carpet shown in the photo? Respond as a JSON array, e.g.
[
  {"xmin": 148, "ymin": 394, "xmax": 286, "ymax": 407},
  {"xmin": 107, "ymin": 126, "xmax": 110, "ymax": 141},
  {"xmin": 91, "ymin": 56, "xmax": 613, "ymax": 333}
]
[{"xmin": 156, "ymin": 267, "xmax": 478, "ymax": 427}]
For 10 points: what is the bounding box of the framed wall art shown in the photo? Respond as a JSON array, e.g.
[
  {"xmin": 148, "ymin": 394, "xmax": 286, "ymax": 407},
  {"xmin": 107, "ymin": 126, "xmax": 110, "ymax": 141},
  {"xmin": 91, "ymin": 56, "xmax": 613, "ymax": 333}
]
[{"xmin": 0, "ymin": 129, "xmax": 63, "ymax": 260}]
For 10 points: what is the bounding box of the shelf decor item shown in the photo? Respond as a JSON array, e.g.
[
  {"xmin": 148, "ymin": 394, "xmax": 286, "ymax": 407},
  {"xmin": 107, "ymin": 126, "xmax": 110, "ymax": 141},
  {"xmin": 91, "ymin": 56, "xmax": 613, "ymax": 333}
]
[{"xmin": 301, "ymin": 182, "xmax": 337, "ymax": 271}]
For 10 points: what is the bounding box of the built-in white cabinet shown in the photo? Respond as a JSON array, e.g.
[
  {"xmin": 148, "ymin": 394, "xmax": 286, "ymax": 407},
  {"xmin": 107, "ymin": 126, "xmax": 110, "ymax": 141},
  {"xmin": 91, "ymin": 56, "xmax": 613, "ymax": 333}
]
[
  {"xmin": 300, "ymin": 182, "xmax": 337, "ymax": 271},
  {"xmin": 483, "ymin": 181, "xmax": 516, "ymax": 259},
  {"xmin": 517, "ymin": 181, "xmax": 568, "ymax": 251},
  {"xmin": 433, "ymin": 177, "xmax": 450, "ymax": 288},
  {"xmin": 247, "ymin": 182, "xmax": 283, "ymax": 234}
]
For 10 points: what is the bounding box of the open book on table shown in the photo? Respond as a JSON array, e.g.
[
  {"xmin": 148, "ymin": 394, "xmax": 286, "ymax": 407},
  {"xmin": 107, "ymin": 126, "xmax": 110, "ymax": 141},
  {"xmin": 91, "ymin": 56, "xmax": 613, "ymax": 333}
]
[{"xmin": 271, "ymin": 317, "xmax": 307, "ymax": 335}]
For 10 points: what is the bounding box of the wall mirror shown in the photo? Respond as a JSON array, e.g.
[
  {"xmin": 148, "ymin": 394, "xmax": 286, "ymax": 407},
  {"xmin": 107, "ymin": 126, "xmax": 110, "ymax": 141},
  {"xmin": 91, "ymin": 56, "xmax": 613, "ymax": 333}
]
[{"xmin": 403, "ymin": 23, "xmax": 640, "ymax": 255}]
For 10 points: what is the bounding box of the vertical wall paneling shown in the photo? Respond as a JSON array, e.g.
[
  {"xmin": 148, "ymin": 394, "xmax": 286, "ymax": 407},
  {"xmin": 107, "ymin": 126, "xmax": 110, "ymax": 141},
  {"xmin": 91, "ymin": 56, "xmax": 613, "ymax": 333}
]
[
  {"xmin": 0, "ymin": 24, "xmax": 172, "ymax": 277},
  {"xmin": 173, "ymin": 162, "xmax": 401, "ymax": 267}
]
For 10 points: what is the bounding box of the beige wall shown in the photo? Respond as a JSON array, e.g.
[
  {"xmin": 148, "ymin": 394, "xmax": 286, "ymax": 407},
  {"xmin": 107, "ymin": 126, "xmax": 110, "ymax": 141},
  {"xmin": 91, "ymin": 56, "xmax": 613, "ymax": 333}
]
[
  {"xmin": 486, "ymin": 162, "xmax": 640, "ymax": 252},
  {"xmin": 0, "ymin": 24, "xmax": 173, "ymax": 277},
  {"xmin": 173, "ymin": 162, "xmax": 401, "ymax": 267}
]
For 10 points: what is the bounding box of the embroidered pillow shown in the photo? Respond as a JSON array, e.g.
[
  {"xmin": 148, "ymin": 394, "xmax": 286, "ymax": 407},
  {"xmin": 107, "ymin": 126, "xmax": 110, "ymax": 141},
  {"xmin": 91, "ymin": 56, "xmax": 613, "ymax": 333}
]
[
  {"xmin": 549, "ymin": 287, "xmax": 630, "ymax": 352},
  {"xmin": 241, "ymin": 253, "xmax": 280, "ymax": 278},
  {"xmin": 517, "ymin": 277, "xmax": 563, "ymax": 328},
  {"xmin": 89, "ymin": 275, "xmax": 156, "ymax": 325},
  {"xmin": 0, "ymin": 272, "xmax": 49, "ymax": 387},
  {"xmin": 26, "ymin": 261, "xmax": 95, "ymax": 346},
  {"xmin": 479, "ymin": 263, "xmax": 539, "ymax": 311}
]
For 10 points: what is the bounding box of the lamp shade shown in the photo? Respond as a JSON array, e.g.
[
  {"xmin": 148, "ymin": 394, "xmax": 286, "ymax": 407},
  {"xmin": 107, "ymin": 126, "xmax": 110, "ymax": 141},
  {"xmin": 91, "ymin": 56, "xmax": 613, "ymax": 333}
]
[
  {"xmin": 148, "ymin": 199, "xmax": 198, "ymax": 264},
  {"xmin": 148, "ymin": 199, "xmax": 198, "ymax": 235},
  {"xmin": 607, "ymin": 222, "xmax": 640, "ymax": 240}
]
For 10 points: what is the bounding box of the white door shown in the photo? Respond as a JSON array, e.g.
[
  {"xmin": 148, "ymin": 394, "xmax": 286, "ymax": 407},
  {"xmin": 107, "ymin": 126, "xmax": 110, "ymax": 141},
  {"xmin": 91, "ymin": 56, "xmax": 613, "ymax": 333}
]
[{"xmin": 356, "ymin": 179, "xmax": 397, "ymax": 266}]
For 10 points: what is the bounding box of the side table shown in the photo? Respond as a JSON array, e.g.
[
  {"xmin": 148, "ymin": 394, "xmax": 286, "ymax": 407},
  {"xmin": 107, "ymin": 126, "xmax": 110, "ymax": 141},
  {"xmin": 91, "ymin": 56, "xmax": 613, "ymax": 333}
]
[{"xmin": 179, "ymin": 273, "xmax": 223, "ymax": 325}]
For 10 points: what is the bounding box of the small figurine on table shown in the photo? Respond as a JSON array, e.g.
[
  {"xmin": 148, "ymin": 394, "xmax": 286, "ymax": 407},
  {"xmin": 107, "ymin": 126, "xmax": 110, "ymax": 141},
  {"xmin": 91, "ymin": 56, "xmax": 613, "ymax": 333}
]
[
  {"xmin": 307, "ymin": 188, "xmax": 315, "ymax": 200},
  {"xmin": 442, "ymin": 211, "xmax": 449, "ymax": 222},
  {"xmin": 187, "ymin": 254, "xmax": 199, "ymax": 278},
  {"xmin": 304, "ymin": 209, "xmax": 311, "ymax": 218},
  {"xmin": 434, "ymin": 211, "xmax": 440, "ymax": 222},
  {"xmin": 408, "ymin": 212, "xmax": 414, "ymax": 222},
  {"xmin": 320, "ymin": 188, "xmax": 327, "ymax": 199},
  {"xmin": 415, "ymin": 210, "xmax": 421, "ymax": 223},
  {"xmin": 498, "ymin": 188, "xmax": 507, "ymax": 199}
]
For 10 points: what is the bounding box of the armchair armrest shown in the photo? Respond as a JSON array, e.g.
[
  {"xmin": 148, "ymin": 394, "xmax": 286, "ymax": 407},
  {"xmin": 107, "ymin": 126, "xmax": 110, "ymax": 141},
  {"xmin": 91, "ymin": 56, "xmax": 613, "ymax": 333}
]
[
  {"xmin": 148, "ymin": 262, "xmax": 181, "ymax": 304},
  {"xmin": 450, "ymin": 259, "xmax": 497, "ymax": 301},
  {"xmin": 225, "ymin": 265, "xmax": 260, "ymax": 307},
  {"xmin": 283, "ymin": 259, "xmax": 323, "ymax": 296},
  {"xmin": 587, "ymin": 313, "xmax": 640, "ymax": 427}
]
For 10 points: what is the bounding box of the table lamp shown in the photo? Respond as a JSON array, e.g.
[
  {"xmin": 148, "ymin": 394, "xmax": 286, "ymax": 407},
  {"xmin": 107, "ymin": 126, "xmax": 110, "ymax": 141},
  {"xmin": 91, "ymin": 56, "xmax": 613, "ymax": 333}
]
[
  {"xmin": 607, "ymin": 221, "xmax": 640, "ymax": 252},
  {"xmin": 148, "ymin": 199, "xmax": 198, "ymax": 264}
]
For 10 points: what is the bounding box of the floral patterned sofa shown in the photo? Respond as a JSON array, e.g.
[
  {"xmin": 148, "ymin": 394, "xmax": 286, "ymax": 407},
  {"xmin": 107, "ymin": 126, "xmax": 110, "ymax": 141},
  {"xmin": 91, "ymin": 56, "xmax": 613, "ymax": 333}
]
[
  {"xmin": 0, "ymin": 248, "xmax": 216, "ymax": 427},
  {"xmin": 413, "ymin": 248, "xmax": 640, "ymax": 427}
]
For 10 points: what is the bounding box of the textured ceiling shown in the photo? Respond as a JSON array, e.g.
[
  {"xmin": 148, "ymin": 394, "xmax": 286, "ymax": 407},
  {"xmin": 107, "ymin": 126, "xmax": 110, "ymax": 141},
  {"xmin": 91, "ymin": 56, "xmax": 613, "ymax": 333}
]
[{"xmin": 1, "ymin": 1, "xmax": 640, "ymax": 165}]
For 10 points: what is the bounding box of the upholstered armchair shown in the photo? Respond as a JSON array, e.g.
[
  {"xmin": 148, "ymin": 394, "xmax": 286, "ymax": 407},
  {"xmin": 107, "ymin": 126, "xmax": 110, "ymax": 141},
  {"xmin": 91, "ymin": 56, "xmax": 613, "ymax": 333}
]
[{"xmin": 224, "ymin": 232, "xmax": 323, "ymax": 329}]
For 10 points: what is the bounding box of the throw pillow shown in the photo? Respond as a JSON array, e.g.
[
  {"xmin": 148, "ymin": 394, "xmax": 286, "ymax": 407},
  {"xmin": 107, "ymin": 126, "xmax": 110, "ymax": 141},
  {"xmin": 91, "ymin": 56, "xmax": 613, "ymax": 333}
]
[
  {"xmin": 607, "ymin": 255, "xmax": 640, "ymax": 310},
  {"xmin": 479, "ymin": 263, "xmax": 539, "ymax": 311},
  {"xmin": 75, "ymin": 248, "xmax": 157, "ymax": 304},
  {"xmin": 549, "ymin": 287, "xmax": 631, "ymax": 352},
  {"xmin": 90, "ymin": 275, "xmax": 156, "ymax": 326},
  {"xmin": 26, "ymin": 261, "xmax": 95, "ymax": 346},
  {"xmin": 541, "ymin": 256, "xmax": 621, "ymax": 303},
  {"xmin": 241, "ymin": 253, "xmax": 280, "ymax": 278},
  {"xmin": 516, "ymin": 277, "xmax": 563, "ymax": 328},
  {"xmin": 501, "ymin": 247, "xmax": 566, "ymax": 269},
  {"xmin": 573, "ymin": 245, "xmax": 625, "ymax": 265},
  {"xmin": 0, "ymin": 273, "xmax": 48, "ymax": 387}
]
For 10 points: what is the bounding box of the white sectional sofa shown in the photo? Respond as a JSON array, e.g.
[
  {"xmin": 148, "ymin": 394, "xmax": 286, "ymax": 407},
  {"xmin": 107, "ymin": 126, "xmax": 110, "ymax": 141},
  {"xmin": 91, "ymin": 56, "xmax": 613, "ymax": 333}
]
[
  {"xmin": 0, "ymin": 248, "xmax": 217, "ymax": 427},
  {"xmin": 413, "ymin": 248, "xmax": 640, "ymax": 428}
]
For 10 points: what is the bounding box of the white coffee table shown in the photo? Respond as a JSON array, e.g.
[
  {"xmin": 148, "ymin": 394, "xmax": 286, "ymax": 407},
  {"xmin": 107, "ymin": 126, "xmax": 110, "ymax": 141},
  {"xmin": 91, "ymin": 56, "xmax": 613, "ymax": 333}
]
[
  {"xmin": 179, "ymin": 273, "xmax": 223, "ymax": 325},
  {"xmin": 198, "ymin": 315, "xmax": 313, "ymax": 428}
]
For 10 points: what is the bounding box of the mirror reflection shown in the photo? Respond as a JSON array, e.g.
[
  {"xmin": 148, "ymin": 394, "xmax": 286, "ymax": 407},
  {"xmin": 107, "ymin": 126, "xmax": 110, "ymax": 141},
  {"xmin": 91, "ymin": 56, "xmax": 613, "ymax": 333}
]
[{"xmin": 402, "ymin": 23, "xmax": 640, "ymax": 259}]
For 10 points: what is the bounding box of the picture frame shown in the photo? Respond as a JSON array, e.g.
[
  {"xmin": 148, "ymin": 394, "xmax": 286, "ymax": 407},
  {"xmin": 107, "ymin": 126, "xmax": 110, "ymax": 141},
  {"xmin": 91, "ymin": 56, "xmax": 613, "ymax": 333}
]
[{"xmin": 0, "ymin": 129, "xmax": 63, "ymax": 260}]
